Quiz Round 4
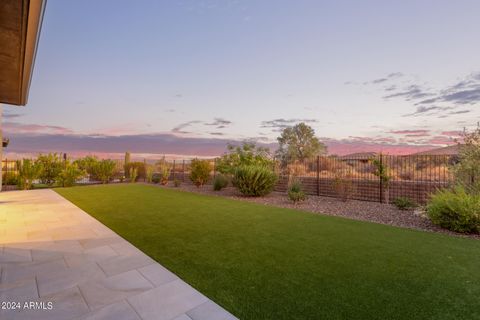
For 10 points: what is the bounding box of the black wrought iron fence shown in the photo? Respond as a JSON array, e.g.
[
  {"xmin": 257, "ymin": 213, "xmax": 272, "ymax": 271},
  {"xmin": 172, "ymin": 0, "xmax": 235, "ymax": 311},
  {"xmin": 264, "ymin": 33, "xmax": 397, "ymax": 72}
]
[{"xmin": 2, "ymin": 154, "xmax": 455, "ymax": 204}]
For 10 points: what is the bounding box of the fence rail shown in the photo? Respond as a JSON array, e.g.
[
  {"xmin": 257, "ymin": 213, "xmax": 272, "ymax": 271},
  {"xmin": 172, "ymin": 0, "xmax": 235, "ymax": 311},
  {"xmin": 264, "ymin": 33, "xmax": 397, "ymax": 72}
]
[{"xmin": 2, "ymin": 154, "xmax": 455, "ymax": 204}]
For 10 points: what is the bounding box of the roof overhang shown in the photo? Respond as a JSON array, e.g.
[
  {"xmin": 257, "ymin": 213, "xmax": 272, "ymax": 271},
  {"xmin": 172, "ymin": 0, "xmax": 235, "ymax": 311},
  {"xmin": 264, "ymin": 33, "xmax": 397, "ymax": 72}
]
[{"xmin": 0, "ymin": 0, "xmax": 46, "ymax": 106}]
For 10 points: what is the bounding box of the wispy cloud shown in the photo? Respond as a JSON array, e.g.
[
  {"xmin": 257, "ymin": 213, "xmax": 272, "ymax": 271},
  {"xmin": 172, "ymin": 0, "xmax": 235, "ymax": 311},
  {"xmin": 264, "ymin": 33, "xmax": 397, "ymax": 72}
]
[
  {"xmin": 260, "ymin": 118, "xmax": 318, "ymax": 131},
  {"xmin": 402, "ymin": 105, "xmax": 453, "ymax": 117},
  {"xmin": 383, "ymin": 85, "xmax": 433, "ymax": 101},
  {"xmin": 205, "ymin": 118, "xmax": 232, "ymax": 128},
  {"xmin": 171, "ymin": 118, "xmax": 233, "ymax": 134},
  {"xmin": 375, "ymin": 71, "xmax": 480, "ymax": 111},
  {"xmin": 171, "ymin": 120, "xmax": 203, "ymax": 134}
]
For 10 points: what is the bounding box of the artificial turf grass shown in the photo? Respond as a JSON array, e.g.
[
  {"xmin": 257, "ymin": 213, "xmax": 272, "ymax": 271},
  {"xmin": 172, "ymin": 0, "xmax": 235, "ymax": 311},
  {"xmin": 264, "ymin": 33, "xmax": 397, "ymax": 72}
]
[{"xmin": 56, "ymin": 184, "xmax": 480, "ymax": 320}]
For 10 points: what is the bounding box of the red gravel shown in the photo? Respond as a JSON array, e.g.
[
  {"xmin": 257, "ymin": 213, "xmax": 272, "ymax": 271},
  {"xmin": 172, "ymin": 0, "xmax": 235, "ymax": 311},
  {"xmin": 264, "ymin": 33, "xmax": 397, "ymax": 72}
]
[{"xmin": 151, "ymin": 183, "xmax": 479, "ymax": 240}]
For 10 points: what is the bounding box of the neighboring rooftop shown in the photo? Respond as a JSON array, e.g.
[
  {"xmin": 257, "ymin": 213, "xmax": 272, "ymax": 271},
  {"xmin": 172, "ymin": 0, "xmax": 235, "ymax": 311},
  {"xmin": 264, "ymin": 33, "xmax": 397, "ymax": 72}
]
[{"xmin": 339, "ymin": 152, "xmax": 377, "ymax": 160}]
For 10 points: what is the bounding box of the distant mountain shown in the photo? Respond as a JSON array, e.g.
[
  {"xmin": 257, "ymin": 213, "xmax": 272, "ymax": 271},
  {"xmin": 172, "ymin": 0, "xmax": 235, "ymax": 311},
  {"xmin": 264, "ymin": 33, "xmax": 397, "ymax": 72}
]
[{"xmin": 412, "ymin": 144, "xmax": 461, "ymax": 156}]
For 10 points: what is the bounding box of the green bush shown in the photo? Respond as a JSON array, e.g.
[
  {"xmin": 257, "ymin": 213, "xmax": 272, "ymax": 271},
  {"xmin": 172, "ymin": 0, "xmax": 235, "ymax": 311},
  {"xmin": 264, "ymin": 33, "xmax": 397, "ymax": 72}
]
[
  {"xmin": 57, "ymin": 162, "xmax": 84, "ymax": 187},
  {"xmin": 393, "ymin": 197, "xmax": 417, "ymax": 210},
  {"xmin": 234, "ymin": 165, "xmax": 277, "ymax": 196},
  {"xmin": 427, "ymin": 187, "xmax": 480, "ymax": 233},
  {"xmin": 74, "ymin": 156, "xmax": 100, "ymax": 181},
  {"xmin": 94, "ymin": 159, "xmax": 117, "ymax": 184},
  {"xmin": 213, "ymin": 174, "xmax": 229, "ymax": 191},
  {"xmin": 216, "ymin": 142, "xmax": 273, "ymax": 175},
  {"xmin": 17, "ymin": 159, "xmax": 42, "ymax": 190},
  {"xmin": 159, "ymin": 166, "xmax": 171, "ymax": 185},
  {"xmin": 36, "ymin": 153, "xmax": 64, "ymax": 185},
  {"xmin": 146, "ymin": 166, "xmax": 154, "ymax": 183},
  {"xmin": 129, "ymin": 167, "xmax": 138, "ymax": 183},
  {"xmin": 190, "ymin": 159, "xmax": 211, "ymax": 187},
  {"xmin": 288, "ymin": 180, "xmax": 306, "ymax": 203},
  {"xmin": 125, "ymin": 162, "xmax": 146, "ymax": 179},
  {"xmin": 152, "ymin": 174, "xmax": 161, "ymax": 184}
]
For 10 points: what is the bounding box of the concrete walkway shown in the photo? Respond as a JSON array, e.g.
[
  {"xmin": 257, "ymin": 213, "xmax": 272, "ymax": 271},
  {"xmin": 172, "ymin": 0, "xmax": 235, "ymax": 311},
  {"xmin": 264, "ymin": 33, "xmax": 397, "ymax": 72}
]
[{"xmin": 0, "ymin": 189, "xmax": 237, "ymax": 320}]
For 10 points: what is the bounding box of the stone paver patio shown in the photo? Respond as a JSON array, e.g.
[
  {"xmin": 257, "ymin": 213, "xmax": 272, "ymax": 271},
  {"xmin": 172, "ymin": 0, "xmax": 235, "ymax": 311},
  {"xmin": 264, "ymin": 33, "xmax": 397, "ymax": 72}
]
[{"xmin": 0, "ymin": 189, "xmax": 237, "ymax": 320}]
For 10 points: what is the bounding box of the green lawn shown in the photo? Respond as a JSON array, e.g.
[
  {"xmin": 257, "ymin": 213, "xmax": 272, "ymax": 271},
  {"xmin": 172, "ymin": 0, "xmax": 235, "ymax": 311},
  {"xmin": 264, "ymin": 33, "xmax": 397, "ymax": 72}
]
[{"xmin": 56, "ymin": 184, "xmax": 480, "ymax": 320}]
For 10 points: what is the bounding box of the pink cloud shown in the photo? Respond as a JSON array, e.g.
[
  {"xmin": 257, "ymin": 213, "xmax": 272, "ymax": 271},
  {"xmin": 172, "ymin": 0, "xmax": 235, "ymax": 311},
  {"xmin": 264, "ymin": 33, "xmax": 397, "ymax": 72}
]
[
  {"xmin": 441, "ymin": 130, "xmax": 463, "ymax": 137},
  {"xmin": 3, "ymin": 122, "xmax": 74, "ymax": 135},
  {"xmin": 427, "ymin": 136, "xmax": 456, "ymax": 145},
  {"xmin": 390, "ymin": 129, "xmax": 430, "ymax": 135}
]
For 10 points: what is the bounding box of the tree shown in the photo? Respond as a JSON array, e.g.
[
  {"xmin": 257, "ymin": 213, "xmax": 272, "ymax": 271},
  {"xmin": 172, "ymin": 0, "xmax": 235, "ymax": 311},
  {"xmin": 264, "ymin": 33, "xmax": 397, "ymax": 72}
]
[
  {"xmin": 74, "ymin": 156, "xmax": 99, "ymax": 181},
  {"xmin": 452, "ymin": 125, "xmax": 480, "ymax": 194},
  {"xmin": 216, "ymin": 142, "xmax": 273, "ymax": 175},
  {"xmin": 36, "ymin": 153, "xmax": 63, "ymax": 185},
  {"xmin": 94, "ymin": 159, "xmax": 117, "ymax": 184},
  {"xmin": 276, "ymin": 122, "xmax": 326, "ymax": 162},
  {"xmin": 57, "ymin": 161, "xmax": 85, "ymax": 187},
  {"xmin": 17, "ymin": 159, "xmax": 42, "ymax": 190}
]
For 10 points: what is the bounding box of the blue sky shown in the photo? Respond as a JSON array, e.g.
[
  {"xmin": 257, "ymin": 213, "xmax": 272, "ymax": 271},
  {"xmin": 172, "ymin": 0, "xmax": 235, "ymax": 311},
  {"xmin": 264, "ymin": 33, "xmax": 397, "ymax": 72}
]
[{"xmin": 3, "ymin": 0, "xmax": 480, "ymax": 157}]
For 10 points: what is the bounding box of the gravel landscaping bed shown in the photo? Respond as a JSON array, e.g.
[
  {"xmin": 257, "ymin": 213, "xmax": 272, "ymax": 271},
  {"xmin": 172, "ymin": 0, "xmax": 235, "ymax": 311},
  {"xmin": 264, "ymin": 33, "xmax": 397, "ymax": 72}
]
[{"xmin": 153, "ymin": 183, "xmax": 479, "ymax": 239}]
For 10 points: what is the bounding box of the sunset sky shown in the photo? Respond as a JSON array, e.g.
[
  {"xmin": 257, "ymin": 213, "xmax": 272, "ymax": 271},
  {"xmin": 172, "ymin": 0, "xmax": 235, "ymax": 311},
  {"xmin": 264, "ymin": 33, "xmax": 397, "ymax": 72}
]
[{"xmin": 3, "ymin": 0, "xmax": 480, "ymax": 158}]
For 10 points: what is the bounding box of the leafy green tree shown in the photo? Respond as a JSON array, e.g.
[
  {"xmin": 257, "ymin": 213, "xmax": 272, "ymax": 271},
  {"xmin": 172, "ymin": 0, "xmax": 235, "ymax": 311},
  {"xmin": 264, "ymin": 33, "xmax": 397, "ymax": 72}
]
[
  {"xmin": 216, "ymin": 142, "xmax": 273, "ymax": 175},
  {"xmin": 57, "ymin": 161, "xmax": 85, "ymax": 187},
  {"xmin": 276, "ymin": 123, "xmax": 326, "ymax": 162},
  {"xmin": 452, "ymin": 125, "xmax": 480, "ymax": 194},
  {"xmin": 36, "ymin": 153, "xmax": 63, "ymax": 185},
  {"xmin": 94, "ymin": 159, "xmax": 117, "ymax": 184},
  {"xmin": 17, "ymin": 159, "xmax": 42, "ymax": 190},
  {"xmin": 74, "ymin": 156, "xmax": 100, "ymax": 181}
]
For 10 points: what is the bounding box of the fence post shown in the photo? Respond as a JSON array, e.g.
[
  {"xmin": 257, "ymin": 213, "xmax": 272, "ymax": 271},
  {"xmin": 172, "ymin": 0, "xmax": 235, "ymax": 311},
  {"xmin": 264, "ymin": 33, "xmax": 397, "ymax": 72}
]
[
  {"xmin": 379, "ymin": 154, "xmax": 383, "ymax": 203},
  {"xmin": 182, "ymin": 160, "xmax": 185, "ymax": 182},
  {"xmin": 143, "ymin": 159, "xmax": 147, "ymax": 182},
  {"xmin": 173, "ymin": 160, "xmax": 176, "ymax": 181},
  {"xmin": 213, "ymin": 158, "xmax": 216, "ymax": 178},
  {"xmin": 317, "ymin": 156, "xmax": 320, "ymax": 196}
]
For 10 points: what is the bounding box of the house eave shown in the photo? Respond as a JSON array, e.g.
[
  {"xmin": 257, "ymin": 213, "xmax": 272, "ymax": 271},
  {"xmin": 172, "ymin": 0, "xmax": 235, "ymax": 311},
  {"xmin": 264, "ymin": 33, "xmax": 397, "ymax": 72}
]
[{"xmin": 0, "ymin": 0, "xmax": 47, "ymax": 106}]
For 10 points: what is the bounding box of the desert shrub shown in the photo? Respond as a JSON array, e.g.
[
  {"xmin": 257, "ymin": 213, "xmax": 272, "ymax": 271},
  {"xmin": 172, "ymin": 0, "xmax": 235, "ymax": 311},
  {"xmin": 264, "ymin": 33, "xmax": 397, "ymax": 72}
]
[
  {"xmin": 213, "ymin": 174, "xmax": 229, "ymax": 191},
  {"xmin": 174, "ymin": 179, "xmax": 181, "ymax": 187},
  {"xmin": 372, "ymin": 155, "xmax": 392, "ymax": 203},
  {"xmin": 125, "ymin": 162, "xmax": 146, "ymax": 180},
  {"xmin": 36, "ymin": 153, "xmax": 64, "ymax": 185},
  {"xmin": 159, "ymin": 166, "xmax": 171, "ymax": 185},
  {"xmin": 427, "ymin": 187, "xmax": 480, "ymax": 233},
  {"xmin": 17, "ymin": 159, "xmax": 42, "ymax": 190},
  {"xmin": 333, "ymin": 172, "xmax": 355, "ymax": 202},
  {"xmin": 216, "ymin": 142, "xmax": 273, "ymax": 175},
  {"xmin": 151, "ymin": 173, "xmax": 161, "ymax": 184},
  {"xmin": 57, "ymin": 162, "xmax": 84, "ymax": 187},
  {"xmin": 190, "ymin": 159, "xmax": 211, "ymax": 187},
  {"xmin": 129, "ymin": 167, "xmax": 138, "ymax": 183},
  {"xmin": 94, "ymin": 159, "xmax": 117, "ymax": 184},
  {"xmin": 288, "ymin": 180, "xmax": 306, "ymax": 203},
  {"xmin": 233, "ymin": 165, "xmax": 277, "ymax": 196},
  {"xmin": 286, "ymin": 161, "xmax": 310, "ymax": 177},
  {"xmin": 393, "ymin": 197, "xmax": 417, "ymax": 210},
  {"xmin": 146, "ymin": 166, "xmax": 154, "ymax": 183}
]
